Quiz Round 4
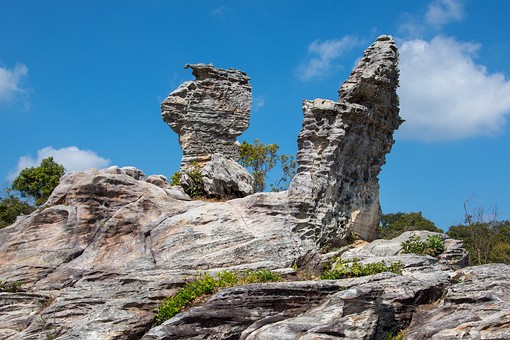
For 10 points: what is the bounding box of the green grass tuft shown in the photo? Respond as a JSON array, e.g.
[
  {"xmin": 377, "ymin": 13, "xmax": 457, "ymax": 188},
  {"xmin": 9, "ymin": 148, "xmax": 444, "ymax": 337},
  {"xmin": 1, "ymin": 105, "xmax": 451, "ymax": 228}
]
[
  {"xmin": 154, "ymin": 269, "xmax": 281, "ymax": 325},
  {"xmin": 320, "ymin": 259, "xmax": 403, "ymax": 280}
]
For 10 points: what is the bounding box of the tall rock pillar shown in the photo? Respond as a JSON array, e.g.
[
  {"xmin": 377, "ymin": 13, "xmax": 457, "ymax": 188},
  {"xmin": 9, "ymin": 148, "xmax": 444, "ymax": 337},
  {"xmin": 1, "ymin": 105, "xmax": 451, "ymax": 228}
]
[
  {"xmin": 289, "ymin": 35, "xmax": 403, "ymax": 246},
  {"xmin": 161, "ymin": 64, "xmax": 254, "ymax": 198},
  {"xmin": 161, "ymin": 63, "xmax": 252, "ymax": 168}
]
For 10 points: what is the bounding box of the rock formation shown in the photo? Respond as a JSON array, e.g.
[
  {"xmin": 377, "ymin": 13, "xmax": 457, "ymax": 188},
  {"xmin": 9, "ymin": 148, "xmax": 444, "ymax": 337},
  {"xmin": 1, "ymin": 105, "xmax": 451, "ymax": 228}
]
[
  {"xmin": 2, "ymin": 36, "xmax": 507, "ymax": 340},
  {"xmin": 144, "ymin": 232, "xmax": 509, "ymax": 340},
  {"xmin": 161, "ymin": 63, "xmax": 254, "ymax": 198},
  {"xmin": 290, "ymin": 35, "xmax": 402, "ymax": 246},
  {"xmin": 161, "ymin": 63, "xmax": 251, "ymax": 167}
]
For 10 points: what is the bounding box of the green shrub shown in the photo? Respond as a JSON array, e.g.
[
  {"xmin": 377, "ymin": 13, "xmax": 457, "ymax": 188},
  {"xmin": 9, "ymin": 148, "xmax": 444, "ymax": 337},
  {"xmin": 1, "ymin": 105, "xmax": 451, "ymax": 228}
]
[
  {"xmin": 401, "ymin": 234, "xmax": 445, "ymax": 256},
  {"xmin": 320, "ymin": 259, "xmax": 403, "ymax": 280},
  {"xmin": 169, "ymin": 171, "xmax": 181, "ymax": 186},
  {"xmin": 0, "ymin": 195, "xmax": 35, "ymax": 228},
  {"xmin": 377, "ymin": 212, "xmax": 442, "ymax": 239},
  {"xmin": 0, "ymin": 280, "xmax": 23, "ymax": 292},
  {"xmin": 155, "ymin": 269, "xmax": 282, "ymax": 325}
]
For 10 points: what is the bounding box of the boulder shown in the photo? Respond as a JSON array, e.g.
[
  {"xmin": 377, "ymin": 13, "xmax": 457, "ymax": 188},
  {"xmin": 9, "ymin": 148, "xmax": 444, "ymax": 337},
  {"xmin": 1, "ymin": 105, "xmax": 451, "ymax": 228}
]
[{"xmin": 201, "ymin": 153, "xmax": 255, "ymax": 198}]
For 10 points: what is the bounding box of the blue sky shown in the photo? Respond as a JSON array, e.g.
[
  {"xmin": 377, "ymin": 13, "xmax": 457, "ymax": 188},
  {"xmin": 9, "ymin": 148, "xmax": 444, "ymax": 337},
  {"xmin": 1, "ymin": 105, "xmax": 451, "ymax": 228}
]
[{"xmin": 1, "ymin": 0, "xmax": 509, "ymax": 230}]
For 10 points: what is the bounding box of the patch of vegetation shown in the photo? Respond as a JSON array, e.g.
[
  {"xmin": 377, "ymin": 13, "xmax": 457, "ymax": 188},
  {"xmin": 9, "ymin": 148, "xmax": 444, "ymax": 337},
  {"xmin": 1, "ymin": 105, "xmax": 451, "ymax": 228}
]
[
  {"xmin": 12, "ymin": 157, "xmax": 65, "ymax": 207},
  {"xmin": 169, "ymin": 171, "xmax": 181, "ymax": 186},
  {"xmin": 0, "ymin": 279, "xmax": 23, "ymax": 292},
  {"xmin": 1, "ymin": 157, "xmax": 65, "ymax": 228},
  {"xmin": 377, "ymin": 212, "xmax": 443, "ymax": 239},
  {"xmin": 320, "ymin": 259, "xmax": 403, "ymax": 280},
  {"xmin": 154, "ymin": 269, "xmax": 282, "ymax": 325},
  {"xmin": 239, "ymin": 139, "xmax": 296, "ymax": 192},
  {"xmin": 448, "ymin": 221, "xmax": 510, "ymax": 265},
  {"xmin": 0, "ymin": 194, "xmax": 35, "ymax": 228},
  {"xmin": 182, "ymin": 162, "xmax": 205, "ymax": 198},
  {"xmin": 401, "ymin": 234, "xmax": 445, "ymax": 256}
]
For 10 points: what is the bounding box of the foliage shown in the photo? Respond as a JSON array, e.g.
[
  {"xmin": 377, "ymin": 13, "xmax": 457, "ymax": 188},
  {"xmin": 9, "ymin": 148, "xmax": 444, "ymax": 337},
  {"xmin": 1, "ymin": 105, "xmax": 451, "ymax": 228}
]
[
  {"xmin": 0, "ymin": 194, "xmax": 35, "ymax": 228},
  {"xmin": 320, "ymin": 259, "xmax": 403, "ymax": 280},
  {"xmin": 377, "ymin": 212, "xmax": 443, "ymax": 239},
  {"xmin": 11, "ymin": 157, "xmax": 65, "ymax": 206},
  {"xmin": 446, "ymin": 202, "xmax": 510, "ymax": 266},
  {"xmin": 169, "ymin": 171, "xmax": 181, "ymax": 186},
  {"xmin": 239, "ymin": 139, "xmax": 296, "ymax": 192},
  {"xmin": 448, "ymin": 221, "xmax": 510, "ymax": 265},
  {"xmin": 0, "ymin": 280, "xmax": 23, "ymax": 292},
  {"xmin": 401, "ymin": 234, "xmax": 445, "ymax": 256},
  {"xmin": 182, "ymin": 162, "xmax": 204, "ymax": 198},
  {"xmin": 155, "ymin": 269, "xmax": 282, "ymax": 325}
]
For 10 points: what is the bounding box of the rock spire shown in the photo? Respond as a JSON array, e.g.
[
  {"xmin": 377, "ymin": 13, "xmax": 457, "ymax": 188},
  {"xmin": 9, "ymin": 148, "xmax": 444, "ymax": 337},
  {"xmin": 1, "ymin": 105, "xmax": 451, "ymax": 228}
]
[
  {"xmin": 161, "ymin": 63, "xmax": 252, "ymax": 169},
  {"xmin": 289, "ymin": 35, "xmax": 402, "ymax": 245}
]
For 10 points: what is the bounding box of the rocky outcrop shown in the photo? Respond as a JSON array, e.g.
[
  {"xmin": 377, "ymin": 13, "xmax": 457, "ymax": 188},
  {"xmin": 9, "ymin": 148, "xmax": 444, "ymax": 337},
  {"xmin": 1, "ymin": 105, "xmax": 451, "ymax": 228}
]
[
  {"xmin": 161, "ymin": 63, "xmax": 251, "ymax": 168},
  {"xmin": 4, "ymin": 36, "xmax": 505, "ymax": 340},
  {"xmin": 1, "ymin": 166, "xmax": 509, "ymax": 339},
  {"xmin": 290, "ymin": 35, "xmax": 402, "ymax": 247},
  {"xmin": 0, "ymin": 167, "xmax": 313, "ymax": 338},
  {"xmin": 145, "ymin": 232, "xmax": 510, "ymax": 340}
]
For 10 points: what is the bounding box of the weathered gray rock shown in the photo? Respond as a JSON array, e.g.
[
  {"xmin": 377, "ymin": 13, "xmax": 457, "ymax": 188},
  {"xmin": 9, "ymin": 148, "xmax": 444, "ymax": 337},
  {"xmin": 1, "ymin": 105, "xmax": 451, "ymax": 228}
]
[
  {"xmin": 201, "ymin": 153, "xmax": 255, "ymax": 198},
  {"xmin": 144, "ymin": 271, "xmax": 451, "ymax": 340},
  {"xmin": 0, "ymin": 168, "xmax": 313, "ymax": 339},
  {"xmin": 339, "ymin": 231, "xmax": 469, "ymax": 271},
  {"xmin": 405, "ymin": 264, "xmax": 510, "ymax": 339},
  {"xmin": 6, "ymin": 36, "xmax": 504, "ymax": 340},
  {"xmin": 290, "ymin": 35, "xmax": 402, "ymax": 247},
  {"xmin": 161, "ymin": 63, "xmax": 251, "ymax": 168}
]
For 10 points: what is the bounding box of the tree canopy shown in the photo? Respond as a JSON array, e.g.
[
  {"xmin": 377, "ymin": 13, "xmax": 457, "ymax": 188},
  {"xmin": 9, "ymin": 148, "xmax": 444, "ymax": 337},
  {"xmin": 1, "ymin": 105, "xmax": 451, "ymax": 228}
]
[
  {"xmin": 239, "ymin": 139, "xmax": 296, "ymax": 192},
  {"xmin": 11, "ymin": 157, "xmax": 65, "ymax": 206},
  {"xmin": 0, "ymin": 194, "xmax": 35, "ymax": 228},
  {"xmin": 377, "ymin": 211, "xmax": 443, "ymax": 239}
]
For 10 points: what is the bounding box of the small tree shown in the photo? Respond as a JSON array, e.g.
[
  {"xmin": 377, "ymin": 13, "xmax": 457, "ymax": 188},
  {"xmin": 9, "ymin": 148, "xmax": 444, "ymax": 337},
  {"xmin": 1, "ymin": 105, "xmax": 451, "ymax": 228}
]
[
  {"xmin": 447, "ymin": 202, "xmax": 510, "ymax": 265},
  {"xmin": 0, "ymin": 194, "xmax": 35, "ymax": 228},
  {"xmin": 11, "ymin": 157, "xmax": 65, "ymax": 206},
  {"xmin": 239, "ymin": 139, "xmax": 296, "ymax": 192}
]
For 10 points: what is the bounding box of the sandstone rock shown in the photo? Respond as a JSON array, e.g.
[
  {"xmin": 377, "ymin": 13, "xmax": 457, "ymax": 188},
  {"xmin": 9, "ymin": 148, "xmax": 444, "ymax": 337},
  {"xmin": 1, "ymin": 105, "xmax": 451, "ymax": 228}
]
[
  {"xmin": 201, "ymin": 153, "xmax": 255, "ymax": 198},
  {"xmin": 145, "ymin": 174, "xmax": 171, "ymax": 189},
  {"xmin": 0, "ymin": 167, "xmax": 313, "ymax": 338},
  {"xmin": 5, "ymin": 36, "xmax": 500, "ymax": 340},
  {"xmin": 144, "ymin": 271, "xmax": 451, "ymax": 339},
  {"xmin": 290, "ymin": 35, "xmax": 402, "ymax": 247},
  {"xmin": 405, "ymin": 264, "xmax": 510, "ymax": 339},
  {"xmin": 161, "ymin": 63, "xmax": 251, "ymax": 168}
]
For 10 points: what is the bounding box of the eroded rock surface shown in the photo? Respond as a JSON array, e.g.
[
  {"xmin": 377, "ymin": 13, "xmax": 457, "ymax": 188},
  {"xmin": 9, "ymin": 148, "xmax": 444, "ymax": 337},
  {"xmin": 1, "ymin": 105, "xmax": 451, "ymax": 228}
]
[
  {"xmin": 145, "ymin": 235, "xmax": 510, "ymax": 340},
  {"xmin": 161, "ymin": 63, "xmax": 251, "ymax": 168},
  {"xmin": 0, "ymin": 168, "xmax": 311, "ymax": 339},
  {"xmin": 3, "ymin": 36, "xmax": 503, "ymax": 340},
  {"xmin": 290, "ymin": 35, "xmax": 402, "ymax": 246}
]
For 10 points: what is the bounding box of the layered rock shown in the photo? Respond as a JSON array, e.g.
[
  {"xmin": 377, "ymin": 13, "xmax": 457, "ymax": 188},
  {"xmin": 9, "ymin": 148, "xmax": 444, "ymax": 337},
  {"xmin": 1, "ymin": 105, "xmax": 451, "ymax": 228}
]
[
  {"xmin": 161, "ymin": 63, "xmax": 251, "ymax": 168},
  {"xmin": 0, "ymin": 168, "xmax": 312, "ymax": 339},
  {"xmin": 1, "ymin": 36, "xmax": 474, "ymax": 340},
  {"xmin": 290, "ymin": 35, "xmax": 402, "ymax": 246},
  {"xmin": 201, "ymin": 153, "xmax": 255, "ymax": 198},
  {"xmin": 145, "ymin": 233, "xmax": 510, "ymax": 340}
]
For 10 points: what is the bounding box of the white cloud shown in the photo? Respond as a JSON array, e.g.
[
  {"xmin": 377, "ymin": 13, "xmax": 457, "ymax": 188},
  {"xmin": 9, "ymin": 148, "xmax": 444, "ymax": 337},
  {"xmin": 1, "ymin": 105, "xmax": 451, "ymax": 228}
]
[
  {"xmin": 299, "ymin": 36, "xmax": 361, "ymax": 81},
  {"xmin": 252, "ymin": 96, "xmax": 265, "ymax": 111},
  {"xmin": 398, "ymin": 36, "xmax": 510, "ymax": 141},
  {"xmin": 210, "ymin": 6, "xmax": 226, "ymax": 17},
  {"xmin": 425, "ymin": 0, "xmax": 464, "ymax": 27},
  {"xmin": 8, "ymin": 146, "xmax": 111, "ymax": 180},
  {"xmin": 0, "ymin": 63, "xmax": 29, "ymax": 107}
]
